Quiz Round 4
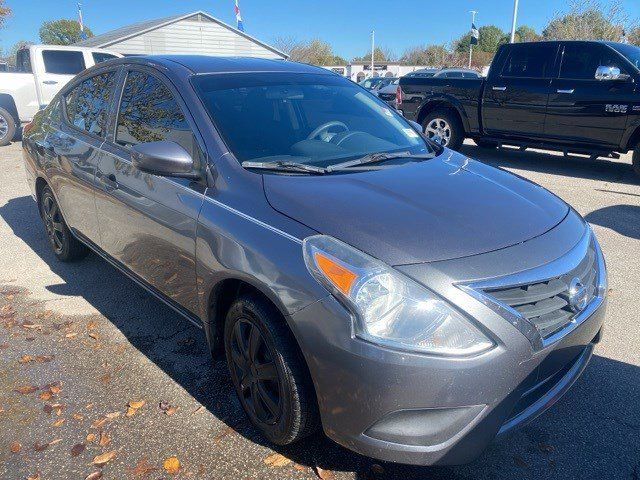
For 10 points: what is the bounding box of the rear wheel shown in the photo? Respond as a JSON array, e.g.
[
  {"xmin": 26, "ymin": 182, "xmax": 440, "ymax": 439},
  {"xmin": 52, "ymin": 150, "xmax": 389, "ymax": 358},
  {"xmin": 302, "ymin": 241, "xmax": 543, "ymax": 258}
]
[
  {"xmin": 422, "ymin": 108, "xmax": 464, "ymax": 150},
  {"xmin": 0, "ymin": 107, "xmax": 16, "ymax": 147},
  {"xmin": 39, "ymin": 186, "xmax": 89, "ymax": 262},
  {"xmin": 633, "ymin": 145, "xmax": 640, "ymax": 179},
  {"xmin": 224, "ymin": 294, "xmax": 319, "ymax": 445}
]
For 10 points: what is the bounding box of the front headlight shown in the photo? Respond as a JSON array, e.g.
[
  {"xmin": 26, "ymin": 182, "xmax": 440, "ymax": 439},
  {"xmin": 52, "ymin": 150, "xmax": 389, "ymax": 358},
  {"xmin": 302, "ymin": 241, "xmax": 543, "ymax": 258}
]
[{"xmin": 303, "ymin": 235, "xmax": 494, "ymax": 356}]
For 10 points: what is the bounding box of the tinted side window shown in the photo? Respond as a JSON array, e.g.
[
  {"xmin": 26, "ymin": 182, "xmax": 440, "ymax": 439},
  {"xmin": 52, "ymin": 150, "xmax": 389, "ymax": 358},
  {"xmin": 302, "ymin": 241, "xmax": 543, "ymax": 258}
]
[
  {"xmin": 16, "ymin": 49, "xmax": 32, "ymax": 73},
  {"xmin": 116, "ymin": 71, "xmax": 196, "ymax": 157},
  {"xmin": 64, "ymin": 72, "xmax": 116, "ymax": 137},
  {"xmin": 42, "ymin": 50, "xmax": 86, "ymax": 75},
  {"xmin": 501, "ymin": 44, "xmax": 557, "ymax": 78},
  {"xmin": 92, "ymin": 52, "xmax": 118, "ymax": 64},
  {"xmin": 560, "ymin": 44, "xmax": 627, "ymax": 80}
]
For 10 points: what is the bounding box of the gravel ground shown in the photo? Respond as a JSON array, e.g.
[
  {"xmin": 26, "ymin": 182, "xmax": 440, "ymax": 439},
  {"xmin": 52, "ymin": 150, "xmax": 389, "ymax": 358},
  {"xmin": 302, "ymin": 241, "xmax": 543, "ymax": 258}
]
[{"xmin": 0, "ymin": 140, "xmax": 638, "ymax": 480}]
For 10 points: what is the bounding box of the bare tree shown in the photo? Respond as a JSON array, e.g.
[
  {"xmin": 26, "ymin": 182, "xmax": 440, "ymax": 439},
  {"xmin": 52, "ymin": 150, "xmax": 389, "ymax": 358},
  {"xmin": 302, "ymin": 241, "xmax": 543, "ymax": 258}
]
[
  {"xmin": 0, "ymin": 0, "xmax": 10, "ymax": 29},
  {"xmin": 543, "ymin": 0, "xmax": 628, "ymax": 41}
]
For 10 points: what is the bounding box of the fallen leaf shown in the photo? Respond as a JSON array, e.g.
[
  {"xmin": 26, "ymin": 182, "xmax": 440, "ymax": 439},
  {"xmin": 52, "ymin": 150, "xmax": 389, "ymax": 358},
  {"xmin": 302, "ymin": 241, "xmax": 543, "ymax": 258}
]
[
  {"xmin": 192, "ymin": 405, "xmax": 205, "ymax": 414},
  {"xmin": 538, "ymin": 442, "xmax": 554, "ymax": 454},
  {"xmin": 72, "ymin": 413, "xmax": 84, "ymax": 421},
  {"xmin": 33, "ymin": 441, "xmax": 49, "ymax": 452},
  {"xmin": 313, "ymin": 466, "xmax": 334, "ymax": 479},
  {"xmin": 126, "ymin": 407, "xmax": 137, "ymax": 417},
  {"xmin": 26, "ymin": 473, "xmax": 41, "ymax": 480},
  {"xmin": 91, "ymin": 417, "xmax": 108, "ymax": 429},
  {"xmin": 38, "ymin": 391, "xmax": 53, "ymax": 401},
  {"xmin": 99, "ymin": 431, "xmax": 110, "ymax": 447},
  {"xmin": 105, "ymin": 411, "xmax": 120, "ymax": 419},
  {"xmin": 48, "ymin": 438, "xmax": 62, "ymax": 446},
  {"xmin": 71, "ymin": 443, "xmax": 85, "ymax": 457},
  {"xmin": 22, "ymin": 322, "xmax": 43, "ymax": 330},
  {"xmin": 87, "ymin": 320, "xmax": 97, "ymax": 330},
  {"xmin": 43, "ymin": 404, "xmax": 53, "ymax": 414},
  {"xmin": 86, "ymin": 433, "xmax": 96, "ymax": 443},
  {"xmin": 293, "ymin": 463, "xmax": 306, "ymax": 471},
  {"xmin": 65, "ymin": 332, "xmax": 78, "ymax": 338},
  {"xmin": 52, "ymin": 418, "xmax": 65, "ymax": 427},
  {"xmin": 49, "ymin": 384, "xmax": 62, "ymax": 394},
  {"xmin": 93, "ymin": 450, "xmax": 116, "ymax": 466},
  {"xmin": 18, "ymin": 354, "xmax": 33, "ymax": 364},
  {"xmin": 85, "ymin": 471, "xmax": 103, "ymax": 480},
  {"xmin": 165, "ymin": 406, "xmax": 178, "ymax": 416},
  {"xmin": 163, "ymin": 456, "xmax": 181, "ymax": 474},
  {"xmin": 10, "ymin": 442, "xmax": 21, "ymax": 453},
  {"xmin": 128, "ymin": 400, "xmax": 145, "ymax": 409},
  {"xmin": 131, "ymin": 457, "xmax": 157, "ymax": 476},
  {"xmin": 264, "ymin": 453, "xmax": 292, "ymax": 468},
  {"xmin": 98, "ymin": 373, "xmax": 112, "ymax": 384},
  {"xmin": 88, "ymin": 332, "xmax": 98, "ymax": 340},
  {"xmin": 36, "ymin": 355, "xmax": 54, "ymax": 363},
  {"xmin": 14, "ymin": 385, "xmax": 38, "ymax": 394}
]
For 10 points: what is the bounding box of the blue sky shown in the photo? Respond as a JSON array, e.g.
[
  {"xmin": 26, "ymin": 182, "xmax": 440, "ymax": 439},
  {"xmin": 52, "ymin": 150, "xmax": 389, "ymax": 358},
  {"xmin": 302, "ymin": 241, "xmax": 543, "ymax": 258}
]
[{"xmin": 2, "ymin": 0, "xmax": 639, "ymax": 58}]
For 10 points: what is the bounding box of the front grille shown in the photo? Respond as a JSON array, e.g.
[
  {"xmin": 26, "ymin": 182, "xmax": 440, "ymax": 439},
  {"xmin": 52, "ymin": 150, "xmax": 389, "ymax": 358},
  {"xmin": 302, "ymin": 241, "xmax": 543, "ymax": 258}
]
[{"xmin": 482, "ymin": 244, "xmax": 598, "ymax": 340}]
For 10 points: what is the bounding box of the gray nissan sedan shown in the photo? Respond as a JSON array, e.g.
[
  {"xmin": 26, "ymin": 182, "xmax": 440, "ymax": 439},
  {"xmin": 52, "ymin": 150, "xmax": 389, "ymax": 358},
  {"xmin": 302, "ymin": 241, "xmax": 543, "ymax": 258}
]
[{"xmin": 22, "ymin": 56, "xmax": 607, "ymax": 465}]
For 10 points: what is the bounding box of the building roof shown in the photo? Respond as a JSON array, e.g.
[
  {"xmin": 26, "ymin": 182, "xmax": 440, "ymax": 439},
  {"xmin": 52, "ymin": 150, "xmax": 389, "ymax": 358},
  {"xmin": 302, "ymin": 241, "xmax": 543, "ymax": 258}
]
[{"xmin": 74, "ymin": 10, "xmax": 287, "ymax": 58}]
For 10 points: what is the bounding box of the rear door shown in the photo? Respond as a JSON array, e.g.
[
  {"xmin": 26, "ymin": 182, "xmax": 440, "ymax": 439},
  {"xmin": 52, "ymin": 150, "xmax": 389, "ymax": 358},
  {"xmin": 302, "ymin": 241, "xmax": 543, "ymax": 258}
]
[
  {"xmin": 94, "ymin": 68, "xmax": 206, "ymax": 315},
  {"xmin": 49, "ymin": 68, "xmax": 119, "ymax": 241},
  {"xmin": 545, "ymin": 42, "xmax": 636, "ymax": 147},
  {"xmin": 482, "ymin": 43, "xmax": 559, "ymax": 137},
  {"xmin": 36, "ymin": 49, "xmax": 87, "ymax": 106}
]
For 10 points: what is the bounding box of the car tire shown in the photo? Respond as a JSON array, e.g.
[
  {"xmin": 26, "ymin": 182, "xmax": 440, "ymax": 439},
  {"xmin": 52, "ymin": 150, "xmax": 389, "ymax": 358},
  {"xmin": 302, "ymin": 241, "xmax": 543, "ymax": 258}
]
[
  {"xmin": 0, "ymin": 107, "xmax": 16, "ymax": 147},
  {"xmin": 633, "ymin": 145, "xmax": 640, "ymax": 179},
  {"xmin": 39, "ymin": 186, "xmax": 89, "ymax": 262},
  {"xmin": 224, "ymin": 293, "xmax": 319, "ymax": 445},
  {"xmin": 475, "ymin": 138, "xmax": 499, "ymax": 149},
  {"xmin": 422, "ymin": 108, "xmax": 464, "ymax": 150}
]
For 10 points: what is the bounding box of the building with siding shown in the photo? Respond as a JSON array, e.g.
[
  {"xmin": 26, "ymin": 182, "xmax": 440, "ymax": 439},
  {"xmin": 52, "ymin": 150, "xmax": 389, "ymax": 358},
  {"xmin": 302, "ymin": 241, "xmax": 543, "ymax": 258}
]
[{"xmin": 75, "ymin": 11, "xmax": 287, "ymax": 59}]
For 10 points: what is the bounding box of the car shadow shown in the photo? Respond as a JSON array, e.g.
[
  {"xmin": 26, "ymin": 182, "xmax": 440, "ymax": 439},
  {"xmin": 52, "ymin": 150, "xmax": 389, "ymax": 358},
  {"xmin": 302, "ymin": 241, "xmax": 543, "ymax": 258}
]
[
  {"xmin": 585, "ymin": 204, "xmax": 640, "ymax": 240},
  {"xmin": 1, "ymin": 195, "xmax": 638, "ymax": 479},
  {"xmin": 459, "ymin": 143, "xmax": 638, "ymax": 186}
]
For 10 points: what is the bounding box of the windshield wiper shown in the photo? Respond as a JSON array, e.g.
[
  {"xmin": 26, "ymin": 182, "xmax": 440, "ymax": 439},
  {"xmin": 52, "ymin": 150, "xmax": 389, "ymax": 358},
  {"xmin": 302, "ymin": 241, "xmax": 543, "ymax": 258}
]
[
  {"xmin": 242, "ymin": 160, "xmax": 326, "ymax": 175},
  {"xmin": 326, "ymin": 151, "xmax": 435, "ymax": 172}
]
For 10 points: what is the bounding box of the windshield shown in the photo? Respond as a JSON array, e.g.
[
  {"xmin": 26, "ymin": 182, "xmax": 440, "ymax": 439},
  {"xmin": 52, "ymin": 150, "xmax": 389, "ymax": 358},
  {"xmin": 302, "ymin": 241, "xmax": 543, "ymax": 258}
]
[
  {"xmin": 609, "ymin": 43, "xmax": 640, "ymax": 71},
  {"xmin": 192, "ymin": 72, "xmax": 432, "ymax": 168}
]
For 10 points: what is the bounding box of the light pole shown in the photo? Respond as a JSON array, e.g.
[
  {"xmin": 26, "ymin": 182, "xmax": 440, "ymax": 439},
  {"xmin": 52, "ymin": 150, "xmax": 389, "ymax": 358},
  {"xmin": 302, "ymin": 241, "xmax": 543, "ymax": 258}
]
[
  {"xmin": 468, "ymin": 10, "xmax": 477, "ymax": 69},
  {"xmin": 510, "ymin": 0, "xmax": 519, "ymax": 43},
  {"xmin": 371, "ymin": 30, "xmax": 375, "ymax": 78}
]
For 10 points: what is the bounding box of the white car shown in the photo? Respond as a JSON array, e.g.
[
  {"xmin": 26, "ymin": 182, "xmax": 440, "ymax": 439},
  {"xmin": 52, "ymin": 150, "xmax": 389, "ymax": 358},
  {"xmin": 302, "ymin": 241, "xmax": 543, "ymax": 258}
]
[{"xmin": 0, "ymin": 45, "xmax": 122, "ymax": 145}]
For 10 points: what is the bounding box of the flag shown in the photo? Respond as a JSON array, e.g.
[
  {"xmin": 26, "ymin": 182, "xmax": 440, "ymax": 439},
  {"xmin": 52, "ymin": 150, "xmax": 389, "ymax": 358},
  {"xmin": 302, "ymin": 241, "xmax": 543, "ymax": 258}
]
[
  {"xmin": 234, "ymin": 0, "xmax": 245, "ymax": 32},
  {"xmin": 470, "ymin": 23, "xmax": 479, "ymax": 45},
  {"xmin": 77, "ymin": 3, "xmax": 87, "ymax": 40}
]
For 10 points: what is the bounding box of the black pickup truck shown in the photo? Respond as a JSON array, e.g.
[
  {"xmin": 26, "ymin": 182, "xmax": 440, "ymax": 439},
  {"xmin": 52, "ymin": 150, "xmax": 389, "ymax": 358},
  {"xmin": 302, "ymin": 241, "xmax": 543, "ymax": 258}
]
[{"xmin": 398, "ymin": 40, "xmax": 640, "ymax": 177}]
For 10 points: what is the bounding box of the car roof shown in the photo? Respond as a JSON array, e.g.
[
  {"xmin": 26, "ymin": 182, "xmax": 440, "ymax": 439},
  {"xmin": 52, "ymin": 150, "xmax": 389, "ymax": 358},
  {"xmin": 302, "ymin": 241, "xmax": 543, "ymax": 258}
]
[{"xmin": 118, "ymin": 55, "xmax": 330, "ymax": 75}]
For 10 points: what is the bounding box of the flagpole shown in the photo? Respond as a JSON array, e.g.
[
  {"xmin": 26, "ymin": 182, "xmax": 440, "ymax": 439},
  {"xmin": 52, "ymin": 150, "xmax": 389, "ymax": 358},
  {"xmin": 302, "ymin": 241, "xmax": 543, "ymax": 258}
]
[
  {"xmin": 371, "ymin": 30, "xmax": 375, "ymax": 79},
  {"xmin": 469, "ymin": 10, "xmax": 477, "ymax": 68},
  {"xmin": 510, "ymin": 0, "xmax": 519, "ymax": 43}
]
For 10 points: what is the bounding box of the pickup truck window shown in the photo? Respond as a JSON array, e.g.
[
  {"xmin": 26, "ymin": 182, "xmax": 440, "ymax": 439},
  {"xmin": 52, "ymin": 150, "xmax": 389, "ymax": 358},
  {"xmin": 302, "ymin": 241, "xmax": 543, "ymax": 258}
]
[
  {"xmin": 64, "ymin": 71, "xmax": 116, "ymax": 137},
  {"xmin": 560, "ymin": 44, "xmax": 627, "ymax": 80},
  {"xmin": 501, "ymin": 44, "xmax": 556, "ymax": 79},
  {"xmin": 16, "ymin": 49, "xmax": 32, "ymax": 73},
  {"xmin": 609, "ymin": 43, "xmax": 640, "ymax": 70},
  {"xmin": 42, "ymin": 50, "xmax": 86, "ymax": 75}
]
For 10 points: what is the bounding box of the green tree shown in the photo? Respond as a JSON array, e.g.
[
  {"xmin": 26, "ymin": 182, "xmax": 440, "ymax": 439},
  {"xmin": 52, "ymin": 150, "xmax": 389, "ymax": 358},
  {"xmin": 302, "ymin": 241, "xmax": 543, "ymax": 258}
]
[
  {"xmin": 542, "ymin": 0, "xmax": 626, "ymax": 41},
  {"xmin": 399, "ymin": 44, "xmax": 448, "ymax": 66},
  {"xmin": 0, "ymin": 0, "xmax": 11, "ymax": 29},
  {"xmin": 352, "ymin": 47, "xmax": 394, "ymax": 63},
  {"xmin": 1, "ymin": 40, "xmax": 33, "ymax": 67},
  {"xmin": 454, "ymin": 25, "xmax": 506, "ymax": 54},
  {"xmin": 39, "ymin": 19, "xmax": 94, "ymax": 45},
  {"xmin": 628, "ymin": 26, "xmax": 640, "ymax": 46},
  {"xmin": 283, "ymin": 38, "xmax": 344, "ymax": 66}
]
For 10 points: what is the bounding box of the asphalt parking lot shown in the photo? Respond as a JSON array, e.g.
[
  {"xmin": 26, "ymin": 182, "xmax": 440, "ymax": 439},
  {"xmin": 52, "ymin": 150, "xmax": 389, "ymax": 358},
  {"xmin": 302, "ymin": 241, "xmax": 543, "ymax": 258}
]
[{"xmin": 1, "ymin": 140, "xmax": 638, "ymax": 480}]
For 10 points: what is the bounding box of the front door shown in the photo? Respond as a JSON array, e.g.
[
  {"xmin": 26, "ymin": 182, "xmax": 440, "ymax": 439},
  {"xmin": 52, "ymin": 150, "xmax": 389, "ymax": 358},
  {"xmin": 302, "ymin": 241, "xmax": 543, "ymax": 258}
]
[
  {"xmin": 482, "ymin": 43, "xmax": 559, "ymax": 138},
  {"xmin": 94, "ymin": 69, "xmax": 206, "ymax": 315},
  {"xmin": 544, "ymin": 42, "xmax": 636, "ymax": 147}
]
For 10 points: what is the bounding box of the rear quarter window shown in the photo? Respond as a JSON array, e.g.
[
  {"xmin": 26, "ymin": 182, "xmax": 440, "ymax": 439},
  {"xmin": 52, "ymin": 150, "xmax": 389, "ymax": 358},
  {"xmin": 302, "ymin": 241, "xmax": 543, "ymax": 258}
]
[{"xmin": 64, "ymin": 71, "xmax": 117, "ymax": 137}]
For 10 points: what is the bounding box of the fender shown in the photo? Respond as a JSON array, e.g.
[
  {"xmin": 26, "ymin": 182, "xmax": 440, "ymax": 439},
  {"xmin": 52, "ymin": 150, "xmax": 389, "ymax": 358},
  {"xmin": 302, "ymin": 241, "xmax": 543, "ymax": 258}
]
[
  {"xmin": 416, "ymin": 93, "xmax": 473, "ymax": 134},
  {"xmin": 0, "ymin": 93, "xmax": 20, "ymax": 125},
  {"xmin": 621, "ymin": 114, "xmax": 640, "ymax": 151}
]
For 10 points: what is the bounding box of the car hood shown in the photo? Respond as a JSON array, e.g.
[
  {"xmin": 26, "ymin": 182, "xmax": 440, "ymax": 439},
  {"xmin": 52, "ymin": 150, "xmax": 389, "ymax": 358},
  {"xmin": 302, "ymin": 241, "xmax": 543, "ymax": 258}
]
[{"xmin": 263, "ymin": 150, "xmax": 569, "ymax": 265}]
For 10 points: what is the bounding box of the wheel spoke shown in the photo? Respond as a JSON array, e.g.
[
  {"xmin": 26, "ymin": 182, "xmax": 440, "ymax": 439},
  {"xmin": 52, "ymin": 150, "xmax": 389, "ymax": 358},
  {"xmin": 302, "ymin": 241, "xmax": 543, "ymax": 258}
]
[
  {"xmin": 254, "ymin": 361, "xmax": 277, "ymax": 381},
  {"xmin": 49, "ymin": 202, "xmax": 58, "ymax": 220},
  {"xmin": 230, "ymin": 345, "xmax": 247, "ymax": 373},
  {"xmin": 257, "ymin": 382, "xmax": 279, "ymax": 418},
  {"xmin": 233, "ymin": 322, "xmax": 249, "ymax": 359},
  {"xmin": 251, "ymin": 383, "xmax": 268, "ymax": 421},
  {"xmin": 240, "ymin": 373, "xmax": 252, "ymax": 392},
  {"xmin": 52, "ymin": 221, "xmax": 64, "ymax": 233},
  {"xmin": 248, "ymin": 325, "xmax": 262, "ymax": 362}
]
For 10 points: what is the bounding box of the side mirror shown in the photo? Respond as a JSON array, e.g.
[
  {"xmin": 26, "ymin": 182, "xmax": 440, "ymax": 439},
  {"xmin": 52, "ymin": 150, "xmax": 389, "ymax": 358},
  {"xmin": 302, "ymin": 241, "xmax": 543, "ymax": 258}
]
[
  {"xmin": 595, "ymin": 65, "xmax": 622, "ymax": 81},
  {"xmin": 131, "ymin": 141, "xmax": 197, "ymax": 178}
]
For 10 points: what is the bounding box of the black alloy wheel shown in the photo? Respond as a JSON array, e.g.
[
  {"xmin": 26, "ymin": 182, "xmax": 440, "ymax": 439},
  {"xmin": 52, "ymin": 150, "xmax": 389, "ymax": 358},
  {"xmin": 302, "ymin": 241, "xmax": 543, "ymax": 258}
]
[{"xmin": 41, "ymin": 192, "xmax": 65, "ymax": 255}]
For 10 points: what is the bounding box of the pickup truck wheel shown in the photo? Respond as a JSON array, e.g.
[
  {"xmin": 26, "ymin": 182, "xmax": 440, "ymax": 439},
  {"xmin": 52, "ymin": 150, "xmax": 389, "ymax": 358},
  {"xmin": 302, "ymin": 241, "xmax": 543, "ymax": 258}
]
[
  {"xmin": 0, "ymin": 107, "xmax": 16, "ymax": 147},
  {"xmin": 39, "ymin": 186, "xmax": 89, "ymax": 262},
  {"xmin": 633, "ymin": 146, "xmax": 640, "ymax": 179},
  {"xmin": 224, "ymin": 293, "xmax": 319, "ymax": 445},
  {"xmin": 422, "ymin": 109, "xmax": 464, "ymax": 150}
]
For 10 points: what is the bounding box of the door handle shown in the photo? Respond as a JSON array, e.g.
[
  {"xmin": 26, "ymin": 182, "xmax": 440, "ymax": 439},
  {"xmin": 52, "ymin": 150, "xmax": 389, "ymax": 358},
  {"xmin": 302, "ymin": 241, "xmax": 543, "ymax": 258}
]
[
  {"xmin": 492, "ymin": 86, "xmax": 507, "ymax": 91},
  {"xmin": 43, "ymin": 80, "xmax": 58, "ymax": 85},
  {"xmin": 557, "ymin": 89, "xmax": 575, "ymax": 94}
]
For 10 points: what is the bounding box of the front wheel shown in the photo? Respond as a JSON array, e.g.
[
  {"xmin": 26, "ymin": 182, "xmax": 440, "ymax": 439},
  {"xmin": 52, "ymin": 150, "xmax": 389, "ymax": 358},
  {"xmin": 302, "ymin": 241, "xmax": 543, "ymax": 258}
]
[
  {"xmin": 224, "ymin": 294, "xmax": 319, "ymax": 445},
  {"xmin": 422, "ymin": 108, "xmax": 464, "ymax": 150},
  {"xmin": 0, "ymin": 107, "xmax": 16, "ymax": 147}
]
